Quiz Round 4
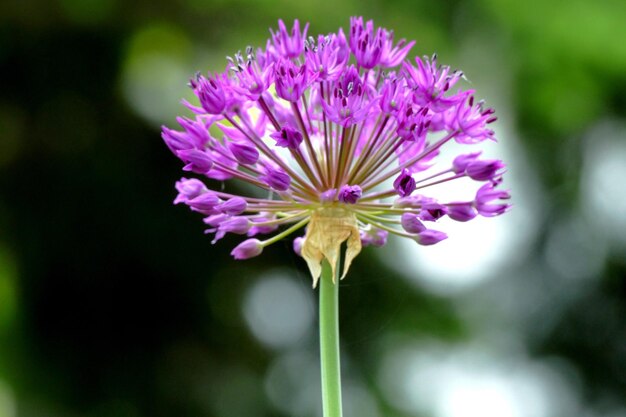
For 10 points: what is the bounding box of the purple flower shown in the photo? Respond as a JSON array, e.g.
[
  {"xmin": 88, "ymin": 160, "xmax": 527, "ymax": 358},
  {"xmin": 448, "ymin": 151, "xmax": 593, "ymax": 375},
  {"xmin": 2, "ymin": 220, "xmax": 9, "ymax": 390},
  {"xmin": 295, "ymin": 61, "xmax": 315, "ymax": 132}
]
[
  {"xmin": 187, "ymin": 192, "xmax": 220, "ymax": 213},
  {"xmin": 293, "ymin": 236, "xmax": 304, "ymax": 256},
  {"xmin": 270, "ymin": 125, "xmax": 303, "ymax": 149},
  {"xmin": 452, "ymin": 152, "xmax": 482, "ymax": 173},
  {"xmin": 380, "ymin": 78, "xmax": 407, "ymax": 115},
  {"xmin": 262, "ymin": 166, "xmax": 291, "ymax": 191},
  {"xmin": 465, "ymin": 159, "xmax": 506, "ymax": 181},
  {"xmin": 360, "ymin": 227, "xmax": 388, "ymax": 247},
  {"xmin": 176, "ymin": 149, "xmax": 213, "ymax": 174},
  {"xmin": 475, "ymin": 181, "xmax": 510, "ymax": 217},
  {"xmin": 448, "ymin": 95, "xmax": 497, "ymax": 143},
  {"xmin": 193, "ymin": 74, "xmax": 227, "ymax": 114},
  {"xmin": 305, "ymin": 34, "xmax": 348, "ymax": 81},
  {"xmin": 414, "ymin": 229, "xmax": 447, "ymax": 245},
  {"xmin": 321, "ymin": 65, "xmax": 373, "ymax": 126},
  {"xmin": 229, "ymin": 50, "xmax": 273, "ymax": 100},
  {"xmin": 349, "ymin": 17, "xmax": 383, "ymax": 69},
  {"xmin": 418, "ymin": 203, "xmax": 448, "ymax": 221},
  {"xmin": 209, "ymin": 216, "xmax": 251, "ymax": 243},
  {"xmin": 270, "ymin": 19, "xmax": 308, "ymax": 59},
  {"xmin": 228, "ymin": 142, "xmax": 259, "ymax": 165},
  {"xmin": 248, "ymin": 213, "xmax": 279, "ymax": 236},
  {"xmin": 396, "ymin": 106, "xmax": 431, "ymax": 142},
  {"xmin": 393, "ymin": 169, "xmax": 416, "ymax": 197},
  {"xmin": 403, "ymin": 54, "xmax": 466, "ymax": 112},
  {"xmin": 174, "ymin": 178, "xmax": 208, "ymax": 204},
  {"xmin": 162, "ymin": 17, "xmax": 510, "ymax": 283},
  {"xmin": 400, "ymin": 213, "xmax": 426, "ymax": 234},
  {"xmin": 319, "ymin": 189, "xmax": 338, "ymax": 203},
  {"xmin": 338, "ymin": 185, "xmax": 362, "ymax": 204},
  {"xmin": 447, "ymin": 203, "xmax": 477, "ymax": 222},
  {"xmin": 274, "ymin": 58, "xmax": 311, "ymax": 102},
  {"xmin": 231, "ymin": 238, "xmax": 263, "ymax": 259},
  {"xmin": 162, "ymin": 117, "xmax": 211, "ymax": 152},
  {"xmin": 217, "ymin": 197, "xmax": 247, "ymax": 215},
  {"xmin": 380, "ymin": 29, "xmax": 415, "ymax": 68},
  {"xmin": 203, "ymin": 213, "xmax": 229, "ymax": 227}
]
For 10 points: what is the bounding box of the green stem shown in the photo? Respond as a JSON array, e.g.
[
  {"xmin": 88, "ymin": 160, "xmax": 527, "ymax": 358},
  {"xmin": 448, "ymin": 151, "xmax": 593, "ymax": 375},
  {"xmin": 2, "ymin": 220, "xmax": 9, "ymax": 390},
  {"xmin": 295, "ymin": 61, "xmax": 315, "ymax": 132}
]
[{"xmin": 319, "ymin": 260, "xmax": 343, "ymax": 417}]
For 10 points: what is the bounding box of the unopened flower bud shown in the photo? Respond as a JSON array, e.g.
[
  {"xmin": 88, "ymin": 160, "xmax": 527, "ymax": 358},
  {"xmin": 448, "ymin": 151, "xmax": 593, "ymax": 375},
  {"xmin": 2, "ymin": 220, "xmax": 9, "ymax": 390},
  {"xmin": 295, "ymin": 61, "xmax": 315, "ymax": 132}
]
[
  {"xmin": 187, "ymin": 192, "xmax": 220, "ymax": 212},
  {"xmin": 414, "ymin": 229, "xmax": 447, "ymax": 245},
  {"xmin": 231, "ymin": 238, "xmax": 263, "ymax": 259},
  {"xmin": 174, "ymin": 178, "xmax": 208, "ymax": 204},
  {"xmin": 229, "ymin": 142, "xmax": 259, "ymax": 165},
  {"xmin": 177, "ymin": 149, "xmax": 213, "ymax": 174},
  {"xmin": 293, "ymin": 236, "xmax": 304, "ymax": 256},
  {"xmin": 263, "ymin": 166, "xmax": 291, "ymax": 191},
  {"xmin": 400, "ymin": 213, "xmax": 427, "ymax": 234},
  {"xmin": 465, "ymin": 159, "xmax": 505, "ymax": 181},
  {"xmin": 447, "ymin": 203, "xmax": 477, "ymax": 222},
  {"xmin": 393, "ymin": 169, "xmax": 416, "ymax": 197},
  {"xmin": 338, "ymin": 184, "xmax": 362, "ymax": 204},
  {"xmin": 218, "ymin": 197, "xmax": 248, "ymax": 215},
  {"xmin": 452, "ymin": 152, "xmax": 481, "ymax": 173}
]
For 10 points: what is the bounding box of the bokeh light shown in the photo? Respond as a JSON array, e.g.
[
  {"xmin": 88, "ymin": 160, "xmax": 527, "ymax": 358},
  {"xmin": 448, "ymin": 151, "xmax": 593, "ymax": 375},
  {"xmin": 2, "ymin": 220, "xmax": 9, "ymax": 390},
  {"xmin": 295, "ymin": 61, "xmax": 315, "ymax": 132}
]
[
  {"xmin": 243, "ymin": 270, "xmax": 314, "ymax": 350},
  {"xmin": 581, "ymin": 119, "xmax": 626, "ymax": 251}
]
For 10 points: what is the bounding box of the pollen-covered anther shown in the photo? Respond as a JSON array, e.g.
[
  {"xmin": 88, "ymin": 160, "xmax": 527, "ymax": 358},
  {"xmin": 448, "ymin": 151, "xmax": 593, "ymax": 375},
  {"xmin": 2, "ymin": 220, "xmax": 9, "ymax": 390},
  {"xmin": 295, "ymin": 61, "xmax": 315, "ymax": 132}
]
[{"xmin": 301, "ymin": 207, "xmax": 362, "ymax": 287}]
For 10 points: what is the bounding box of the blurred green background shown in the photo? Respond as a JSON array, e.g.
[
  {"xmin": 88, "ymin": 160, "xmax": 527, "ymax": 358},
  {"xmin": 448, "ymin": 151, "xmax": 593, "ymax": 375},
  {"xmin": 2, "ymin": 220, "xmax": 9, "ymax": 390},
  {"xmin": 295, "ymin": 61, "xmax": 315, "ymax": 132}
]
[{"xmin": 1, "ymin": 0, "xmax": 625, "ymax": 416}]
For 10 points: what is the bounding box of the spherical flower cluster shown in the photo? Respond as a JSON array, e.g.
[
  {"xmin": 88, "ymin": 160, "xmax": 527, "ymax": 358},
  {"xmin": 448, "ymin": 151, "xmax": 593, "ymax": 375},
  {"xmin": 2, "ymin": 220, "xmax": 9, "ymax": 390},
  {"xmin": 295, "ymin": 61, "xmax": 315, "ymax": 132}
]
[{"xmin": 162, "ymin": 17, "xmax": 510, "ymax": 286}]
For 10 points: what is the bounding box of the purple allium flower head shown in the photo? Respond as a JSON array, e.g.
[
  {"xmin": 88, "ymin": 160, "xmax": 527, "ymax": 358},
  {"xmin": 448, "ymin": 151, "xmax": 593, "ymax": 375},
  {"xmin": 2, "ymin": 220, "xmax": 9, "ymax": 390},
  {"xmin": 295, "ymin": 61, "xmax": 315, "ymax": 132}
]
[{"xmin": 162, "ymin": 17, "xmax": 510, "ymax": 285}]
